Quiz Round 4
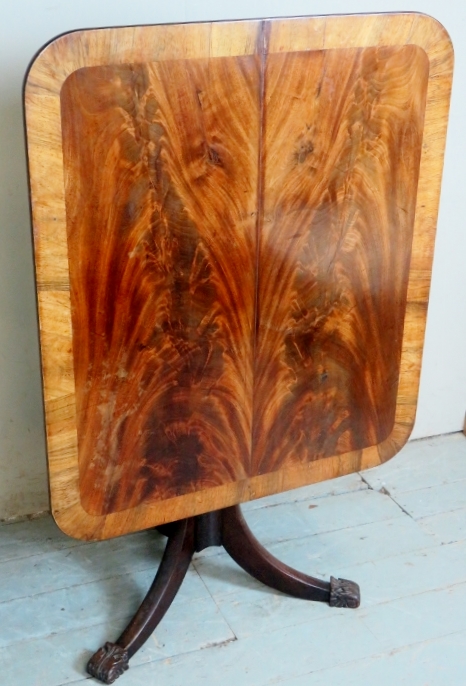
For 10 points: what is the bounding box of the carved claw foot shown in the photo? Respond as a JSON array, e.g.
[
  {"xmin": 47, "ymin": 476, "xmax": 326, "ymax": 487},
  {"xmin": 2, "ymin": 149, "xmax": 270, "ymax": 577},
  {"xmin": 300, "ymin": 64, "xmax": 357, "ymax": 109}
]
[
  {"xmin": 329, "ymin": 576, "xmax": 361, "ymax": 608},
  {"xmin": 87, "ymin": 642, "xmax": 129, "ymax": 684}
]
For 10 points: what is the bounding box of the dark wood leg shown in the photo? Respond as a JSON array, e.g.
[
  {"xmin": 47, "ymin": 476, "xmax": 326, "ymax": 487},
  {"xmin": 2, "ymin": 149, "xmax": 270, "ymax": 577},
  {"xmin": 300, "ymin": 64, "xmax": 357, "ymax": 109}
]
[
  {"xmin": 87, "ymin": 506, "xmax": 360, "ymax": 683},
  {"xmin": 87, "ymin": 518, "xmax": 196, "ymax": 684},
  {"xmin": 221, "ymin": 505, "xmax": 360, "ymax": 608}
]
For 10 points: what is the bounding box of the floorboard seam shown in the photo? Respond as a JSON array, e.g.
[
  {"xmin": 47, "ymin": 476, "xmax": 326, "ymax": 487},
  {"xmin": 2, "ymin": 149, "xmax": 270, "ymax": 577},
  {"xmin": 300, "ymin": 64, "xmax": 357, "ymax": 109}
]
[
  {"xmin": 0, "ymin": 565, "xmax": 176, "ymax": 606},
  {"xmin": 358, "ymin": 473, "xmax": 415, "ymax": 519},
  {"xmin": 191, "ymin": 559, "xmax": 240, "ymax": 641},
  {"xmin": 270, "ymin": 626, "xmax": 466, "ymax": 686},
  {"xmin": 251, "ymin": 486, "xmax": 369, "ymax": 510}
]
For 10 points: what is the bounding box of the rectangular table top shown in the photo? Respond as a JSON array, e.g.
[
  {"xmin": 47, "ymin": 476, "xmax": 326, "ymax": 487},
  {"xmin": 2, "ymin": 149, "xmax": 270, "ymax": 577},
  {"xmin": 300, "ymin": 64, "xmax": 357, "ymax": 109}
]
[{"xmin": 25, "ymin": 13, "xmax": 453, "ymax": 539}]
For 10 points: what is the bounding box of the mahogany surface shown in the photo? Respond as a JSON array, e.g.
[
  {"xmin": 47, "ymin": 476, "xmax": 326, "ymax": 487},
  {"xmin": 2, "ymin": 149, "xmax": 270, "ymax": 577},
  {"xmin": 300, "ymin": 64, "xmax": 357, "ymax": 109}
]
[
  {"xmin": 24, "ymin": 14, "xmax": 453, "ymax": 539},
  {"xmin": 254, "ymin": 46, "xmax": 427, "ymax": 472},
  {"xmin": 61, "ymin": 56, "xmax": 259, "ymax": 515}
]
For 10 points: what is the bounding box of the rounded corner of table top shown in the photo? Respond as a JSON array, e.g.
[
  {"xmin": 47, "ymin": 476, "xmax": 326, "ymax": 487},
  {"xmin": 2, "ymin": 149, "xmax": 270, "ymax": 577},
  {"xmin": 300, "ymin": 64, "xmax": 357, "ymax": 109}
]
[
  {"xmin": 24, "ymin": 29, "xmax": 89, "ymax": 94},
  {"xmin": 409, "ymin": 12, "xmax": 454, "ymax": 57},
  {"xmin": 375, "ymin": 420, "xmax": 415, "ymax": 467},
  {"xmin": 51, "ymin": 503, "xmax": 99, "ymax": 542}
]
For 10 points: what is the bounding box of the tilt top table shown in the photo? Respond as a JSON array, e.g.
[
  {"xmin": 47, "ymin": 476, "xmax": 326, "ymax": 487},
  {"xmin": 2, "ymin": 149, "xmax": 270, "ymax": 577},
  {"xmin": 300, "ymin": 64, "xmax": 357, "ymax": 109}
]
[{"xmin": 25, "ymin": 12, "xmax": 452, "ymax": 684}]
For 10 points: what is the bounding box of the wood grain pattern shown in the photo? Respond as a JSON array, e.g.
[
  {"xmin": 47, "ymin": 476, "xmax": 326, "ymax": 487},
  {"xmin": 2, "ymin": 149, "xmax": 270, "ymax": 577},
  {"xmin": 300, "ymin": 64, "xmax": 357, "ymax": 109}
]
[
  {"xmin": 61, "ymin": 57, "xmax": 259, "ymax": 516},
  {"xmin": 24, "ymin": 13, "xmax": 453, "ymax": 539},
  {"xmin": 253, "ymin": 45, "xmax": 428, "ymax": 473}
]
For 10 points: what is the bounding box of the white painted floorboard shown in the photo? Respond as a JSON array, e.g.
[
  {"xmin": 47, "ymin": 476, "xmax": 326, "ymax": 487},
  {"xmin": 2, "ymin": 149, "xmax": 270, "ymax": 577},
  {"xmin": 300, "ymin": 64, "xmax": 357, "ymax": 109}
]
[{"xmin": 1, "ymin": 433, "xmax": 466, "ymax": 685}]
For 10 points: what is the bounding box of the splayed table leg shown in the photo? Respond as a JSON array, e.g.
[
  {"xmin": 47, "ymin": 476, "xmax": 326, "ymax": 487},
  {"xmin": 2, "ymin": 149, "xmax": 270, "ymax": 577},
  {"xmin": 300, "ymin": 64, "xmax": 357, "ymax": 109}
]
[{"xmin": 87, "ymin": 507, "xmax": 359, "ymax": 683}]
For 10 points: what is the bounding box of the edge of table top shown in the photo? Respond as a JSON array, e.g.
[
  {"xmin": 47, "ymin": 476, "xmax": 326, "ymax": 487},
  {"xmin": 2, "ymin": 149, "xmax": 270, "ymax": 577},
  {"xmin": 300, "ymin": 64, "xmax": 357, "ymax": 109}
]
[{"xmin": 24, "ymin": 12, "xmax": 453, "ymax": 540}]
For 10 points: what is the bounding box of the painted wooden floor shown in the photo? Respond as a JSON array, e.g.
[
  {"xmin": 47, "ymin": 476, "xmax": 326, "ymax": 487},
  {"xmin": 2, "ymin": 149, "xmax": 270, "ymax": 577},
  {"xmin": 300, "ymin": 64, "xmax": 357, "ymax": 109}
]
[{"xmin": 1, "ymin": 432, "xmax": 466, "ymax": 685}]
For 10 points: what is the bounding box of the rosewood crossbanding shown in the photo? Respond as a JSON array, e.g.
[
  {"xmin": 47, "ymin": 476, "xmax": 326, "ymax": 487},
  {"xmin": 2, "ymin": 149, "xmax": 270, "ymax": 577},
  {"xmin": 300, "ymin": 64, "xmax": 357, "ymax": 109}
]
[{"xmin": 61, "ymin": 45, "xmax": 428, "ymax": 516}]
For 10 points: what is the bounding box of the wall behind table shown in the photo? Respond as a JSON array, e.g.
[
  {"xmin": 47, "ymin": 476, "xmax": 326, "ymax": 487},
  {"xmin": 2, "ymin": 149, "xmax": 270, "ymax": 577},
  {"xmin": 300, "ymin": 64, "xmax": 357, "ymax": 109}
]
[{"xmin": 0, "ymin": 0, "xmax": 463, "ymax": 520}]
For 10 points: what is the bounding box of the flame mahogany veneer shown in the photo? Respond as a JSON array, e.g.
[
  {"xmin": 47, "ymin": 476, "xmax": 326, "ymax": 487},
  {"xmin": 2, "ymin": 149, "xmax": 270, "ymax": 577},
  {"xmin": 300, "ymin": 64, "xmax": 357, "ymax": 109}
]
[
  {"xmin": 25, "ymin": 13, "xmax": 453, "ymax": 540},
  {"xmin": 61, "ymin": 46, "xmax": 427, "ymax": 514}
]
